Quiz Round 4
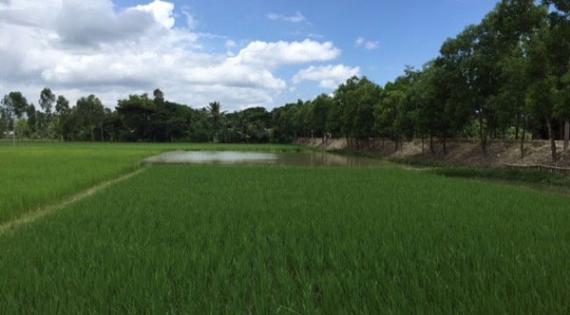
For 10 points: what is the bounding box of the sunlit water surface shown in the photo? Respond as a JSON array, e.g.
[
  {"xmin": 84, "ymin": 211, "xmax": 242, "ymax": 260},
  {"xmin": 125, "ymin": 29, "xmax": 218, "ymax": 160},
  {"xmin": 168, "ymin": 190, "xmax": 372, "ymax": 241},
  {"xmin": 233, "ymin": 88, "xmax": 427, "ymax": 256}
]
[{"xmin": 143, "ymin": 151, "xmax": 383, "ymax": 167}]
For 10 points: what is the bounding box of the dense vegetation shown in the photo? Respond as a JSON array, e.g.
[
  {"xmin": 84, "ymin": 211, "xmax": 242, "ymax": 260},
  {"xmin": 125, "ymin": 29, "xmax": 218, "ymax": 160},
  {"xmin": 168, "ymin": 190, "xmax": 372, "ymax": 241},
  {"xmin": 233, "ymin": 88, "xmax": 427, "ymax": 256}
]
[
  {"xmin": 0, "ymin": 142, "xmax": 301, "ymax": 224},
  {"xmin": 1, "ymin": 164, "xmax": 569, "ymax": 313},
  {"xmin": 1, "ymin": 0, "xmax": 568, "ymax": 162}
]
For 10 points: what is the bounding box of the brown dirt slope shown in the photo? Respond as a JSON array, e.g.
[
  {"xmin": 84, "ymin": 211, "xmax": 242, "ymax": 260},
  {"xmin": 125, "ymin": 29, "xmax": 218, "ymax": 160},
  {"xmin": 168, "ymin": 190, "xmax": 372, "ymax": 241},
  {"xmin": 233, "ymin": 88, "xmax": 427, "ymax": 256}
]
[{"xmin": 298, "ymin": 138, "xmax": 570, "ymax": 167}]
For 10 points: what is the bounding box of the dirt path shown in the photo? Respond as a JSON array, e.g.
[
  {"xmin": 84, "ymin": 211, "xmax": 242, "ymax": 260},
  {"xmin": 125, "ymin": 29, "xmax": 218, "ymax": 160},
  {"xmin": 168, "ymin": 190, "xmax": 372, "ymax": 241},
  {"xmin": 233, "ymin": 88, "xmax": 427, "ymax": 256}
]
[{"xmin": 0, "ymin": 167, "xmax": 147, "ymax": 237}]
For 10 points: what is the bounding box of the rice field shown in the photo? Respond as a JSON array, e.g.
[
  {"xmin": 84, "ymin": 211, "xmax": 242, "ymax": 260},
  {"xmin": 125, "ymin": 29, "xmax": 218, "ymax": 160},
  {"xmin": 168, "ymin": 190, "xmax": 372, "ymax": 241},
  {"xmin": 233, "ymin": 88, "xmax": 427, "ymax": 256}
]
[
  {"xmin": 1, "ymin": 143, "xmax": 570, "ymax": 313},
  {"xmin": 0, "ymin": 142, "xmax": 301, "ymax": 224}
]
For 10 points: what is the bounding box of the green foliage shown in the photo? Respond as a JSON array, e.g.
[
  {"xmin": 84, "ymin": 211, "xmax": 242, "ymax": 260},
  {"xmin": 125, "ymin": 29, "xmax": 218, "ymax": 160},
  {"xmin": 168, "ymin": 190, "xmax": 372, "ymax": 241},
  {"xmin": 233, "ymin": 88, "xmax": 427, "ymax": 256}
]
[
  {"xmin": 435, "ymin": 166, "xmax": 570, "ymax": 187},
  {"xmin": 38, "ymin": 88, "xmax": 55, "ymax": 115},
  {"xmin": 336, "ymin": 76, "xmax": 381, "ymax": 140}
]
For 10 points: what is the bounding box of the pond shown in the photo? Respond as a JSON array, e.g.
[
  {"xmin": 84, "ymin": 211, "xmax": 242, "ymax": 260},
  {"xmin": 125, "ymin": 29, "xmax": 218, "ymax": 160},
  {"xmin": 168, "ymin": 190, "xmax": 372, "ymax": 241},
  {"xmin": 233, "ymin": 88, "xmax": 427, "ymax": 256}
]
[{"xmin": 143, "ymin": 151, "xmax": 383, "ymax": 167}]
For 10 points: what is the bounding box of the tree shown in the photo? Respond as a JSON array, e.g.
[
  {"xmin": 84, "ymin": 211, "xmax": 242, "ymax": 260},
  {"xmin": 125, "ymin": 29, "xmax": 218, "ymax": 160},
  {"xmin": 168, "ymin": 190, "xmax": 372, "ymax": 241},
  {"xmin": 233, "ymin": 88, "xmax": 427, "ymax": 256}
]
[
  {"xmin": 375, "ymin": 86, "xmax": 406, "ymax": 150},
  {"xmin": 39, "ymin": 88, "xmax": 55, "ymax": 114},
  {"xmin": 38, "ymin": 88, "xmax": 56, "ymax": 138},
  {"xmin": 414, "ymin": 62, "xmax": 451, "ymax": 153},
  {"xmin": 544, "ymin": 1, "xmax": 570, "ymax": 151},
  {"xmin": 74, "ymin": 95, "xmax": 105, "ymax": 141},
  {"xmin": 55, "ymin": 96, "xmax": 71, "ymax": 141},
  {"xmin": 271, "ymin": 102, "xmax": 301, "ymax": 143},
  {"xmin": 117, "ymin": 94, "xmax": 156, "ymax": 141},
  {"xmin": 561, "ymin": 71, "xmax": 570, "ymax": 150},
  {"xmin": 0, "ymin": 97, "xmax": 14, "ymax": 141},
  {"xmin": 335, "ymin": 76, "xmax": 381, "ymax": 148},
  {"xmin": 207, "ymin": 102, "xmax": 224, "ymax": 142},
  {"xmin": 153, "ymin": 89, "xmax": 165, "ymax": 105},
  {"xmin": 526, "ymin": 28, "xmax": 558, "ymax": 161},
  {"xmin": 309, "ymin": 94, "xmax": 333, "ymax": 142},
  {"xmin": 25, "ymin": 104, "xmax": 38, "ymax": 137},
  {"xmin": 1, "ymin": 92, "xmax": 29, "ymax": 142},
  {"xmin": 55, "ymin": 95, "xmax": 70, "ymax": 114},
  {"xmin": 2, "ymin": 92, "xmax": 28, "ymax": 118}
]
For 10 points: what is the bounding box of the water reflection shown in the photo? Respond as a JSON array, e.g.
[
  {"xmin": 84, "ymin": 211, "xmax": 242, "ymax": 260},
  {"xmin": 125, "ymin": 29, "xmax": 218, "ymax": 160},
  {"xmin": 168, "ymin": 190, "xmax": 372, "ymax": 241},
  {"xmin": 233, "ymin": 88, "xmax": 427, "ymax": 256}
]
[{"xmin": 143, "ymin": 151, "xmax": 382, "ymax": 167}]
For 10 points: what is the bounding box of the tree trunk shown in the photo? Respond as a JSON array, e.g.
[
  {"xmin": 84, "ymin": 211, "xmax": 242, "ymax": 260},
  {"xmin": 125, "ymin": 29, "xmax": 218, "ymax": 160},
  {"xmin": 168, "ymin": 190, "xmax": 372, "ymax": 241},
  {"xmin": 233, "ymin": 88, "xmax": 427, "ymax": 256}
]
[
  {"xmin": 546, "ymin": 118, "xmax": 557, "ymax": 162},
  {"xmin": 421, "ymin": 137, "xmax": 425, "ymax": 154},
  {"xmin": 479, "ymin": 117, "xmax": 488, "ymax": 155},
  {"xmin": 520, "ymin": 118, "xmax": 526, "ymax": 159},
  {"xmin": 514, "ymin": 113, "xmax": 521, "ymax": 140},
  {"xmin": 564, "ymin": 120, "xmax": 570, "ymax": 151},
  {"xmin": 442, "ymin": 133, "xmax": 448, "ymax": 155}
]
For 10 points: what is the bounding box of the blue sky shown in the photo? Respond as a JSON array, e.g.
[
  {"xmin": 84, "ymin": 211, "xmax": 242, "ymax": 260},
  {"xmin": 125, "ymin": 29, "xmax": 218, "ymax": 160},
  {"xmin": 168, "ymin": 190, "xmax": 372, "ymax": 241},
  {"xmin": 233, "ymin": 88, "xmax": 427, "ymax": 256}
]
[
  {"xmin": 173, "ymin": 0, "xmax": 497, "ymax": 80},
  {"xmin": 0, "ymin": 0, "xmax": 499, "ymax": 110}
]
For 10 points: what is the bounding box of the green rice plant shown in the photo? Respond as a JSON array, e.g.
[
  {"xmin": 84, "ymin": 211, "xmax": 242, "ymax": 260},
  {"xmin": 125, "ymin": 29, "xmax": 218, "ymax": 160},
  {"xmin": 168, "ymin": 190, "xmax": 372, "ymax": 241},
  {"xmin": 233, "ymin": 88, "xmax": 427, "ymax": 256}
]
[
  {"xmin": 1, "ymin": 165, "xmax": 569, "ymax": 313},
  {"xmin": 0, "ymin": 142, "xmax": 303, "ymax": 223}
]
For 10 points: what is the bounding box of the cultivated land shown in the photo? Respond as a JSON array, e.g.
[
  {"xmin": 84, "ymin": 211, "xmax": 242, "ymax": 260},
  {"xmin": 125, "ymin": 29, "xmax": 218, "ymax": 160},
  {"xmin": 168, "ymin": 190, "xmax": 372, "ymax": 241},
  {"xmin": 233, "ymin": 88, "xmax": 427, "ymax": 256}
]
[
  {"xmin": 1, "ymin": 143, "xmax": 570, "ymax": 313},
  {"xmin": 0, "ymin": 142, "xmax": 301, "ymax": 224}
]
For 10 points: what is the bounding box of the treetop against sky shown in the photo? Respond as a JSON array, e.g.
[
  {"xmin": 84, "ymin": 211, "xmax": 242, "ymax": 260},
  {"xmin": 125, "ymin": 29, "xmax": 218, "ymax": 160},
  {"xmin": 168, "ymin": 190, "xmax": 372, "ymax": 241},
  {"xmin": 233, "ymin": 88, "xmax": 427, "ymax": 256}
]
[{"xmin": 0, "ymin": 0, "xmax": 498, "ymax": 110}]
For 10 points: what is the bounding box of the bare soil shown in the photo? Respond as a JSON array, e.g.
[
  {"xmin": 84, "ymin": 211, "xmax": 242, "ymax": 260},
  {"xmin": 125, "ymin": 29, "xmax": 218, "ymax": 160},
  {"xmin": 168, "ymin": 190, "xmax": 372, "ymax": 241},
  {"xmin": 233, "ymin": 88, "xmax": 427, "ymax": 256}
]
[{"xmin": 298, "ymin": 137, "xmax": 570, "ymax": 167}]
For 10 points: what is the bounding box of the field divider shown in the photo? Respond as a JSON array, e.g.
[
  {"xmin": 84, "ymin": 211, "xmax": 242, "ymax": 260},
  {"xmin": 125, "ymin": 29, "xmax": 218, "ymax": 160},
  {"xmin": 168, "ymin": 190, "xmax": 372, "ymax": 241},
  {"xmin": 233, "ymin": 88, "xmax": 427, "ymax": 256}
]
[{"xmin": 0, "ymin": 167, "xmax": 147, "ymax": 237}]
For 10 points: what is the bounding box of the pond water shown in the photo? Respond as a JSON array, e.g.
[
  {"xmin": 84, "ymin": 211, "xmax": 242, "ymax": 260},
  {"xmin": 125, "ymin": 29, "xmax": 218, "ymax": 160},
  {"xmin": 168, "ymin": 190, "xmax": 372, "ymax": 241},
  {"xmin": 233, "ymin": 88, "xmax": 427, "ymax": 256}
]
[{"xmin": 143, "ymin": 151, "xmax": 383, "ymax": 167}]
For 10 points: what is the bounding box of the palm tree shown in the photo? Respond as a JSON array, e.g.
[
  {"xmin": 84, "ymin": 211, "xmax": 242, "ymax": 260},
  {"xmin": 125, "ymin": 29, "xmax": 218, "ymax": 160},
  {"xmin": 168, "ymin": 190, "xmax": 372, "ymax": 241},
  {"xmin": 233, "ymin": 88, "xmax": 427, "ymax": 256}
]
[{"xmin": 208, "ymin": 102, "xmax": 224, "ymax": 142}]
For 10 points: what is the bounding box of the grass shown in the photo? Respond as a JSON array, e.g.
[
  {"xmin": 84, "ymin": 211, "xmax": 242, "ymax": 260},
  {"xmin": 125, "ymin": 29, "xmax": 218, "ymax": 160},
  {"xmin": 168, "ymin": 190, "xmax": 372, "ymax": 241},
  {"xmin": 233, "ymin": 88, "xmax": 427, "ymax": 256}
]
[
  {"xmin": 434, "ymin": 166, "xmax": 570, "ymax": 186},
  {"xmin": 0, "ymin": 142, "xmax": 304, "ymax": 224},
  {"xmin": 390, "ymin": 156, "xmax": 570, "ymax": 188},
  {"xmin": 1, "ymin": 164, "xmax": 569, "ymax": 313}
]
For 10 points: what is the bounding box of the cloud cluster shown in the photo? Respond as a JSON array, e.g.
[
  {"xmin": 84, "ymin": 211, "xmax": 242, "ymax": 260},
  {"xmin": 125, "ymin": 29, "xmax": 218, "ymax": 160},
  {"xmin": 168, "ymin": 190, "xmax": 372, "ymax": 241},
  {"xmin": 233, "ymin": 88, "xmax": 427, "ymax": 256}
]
[
  {"xmin": 266, "ymin": 11, "xmax": 306, "ymax": 23},
  {"xmin": 0, "ymin": 0, "xmax": 358, "ymax": 110},
  {"xmin": 293, "ymin": 65, "xmax": 361, "ymax": 89},
  {"xmin": 355, "ymin": 37, "xmax": 380, "ymax": 50}
]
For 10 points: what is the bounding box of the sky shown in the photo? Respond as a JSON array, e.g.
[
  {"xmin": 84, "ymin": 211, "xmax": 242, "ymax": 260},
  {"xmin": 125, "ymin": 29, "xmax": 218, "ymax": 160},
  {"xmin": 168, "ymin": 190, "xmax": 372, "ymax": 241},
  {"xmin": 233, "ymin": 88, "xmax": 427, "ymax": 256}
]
[{"xmin": 0, "ymin": 0, "xmax": 499, "ymax": 111}]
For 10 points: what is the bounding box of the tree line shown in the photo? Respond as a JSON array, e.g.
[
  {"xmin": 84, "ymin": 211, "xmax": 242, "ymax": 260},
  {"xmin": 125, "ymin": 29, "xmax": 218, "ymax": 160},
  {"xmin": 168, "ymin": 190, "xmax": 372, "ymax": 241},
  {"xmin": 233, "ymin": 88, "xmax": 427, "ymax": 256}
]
[{"xmin": 1, "ymin": 0, "xmax": 569, "ymax": 161}]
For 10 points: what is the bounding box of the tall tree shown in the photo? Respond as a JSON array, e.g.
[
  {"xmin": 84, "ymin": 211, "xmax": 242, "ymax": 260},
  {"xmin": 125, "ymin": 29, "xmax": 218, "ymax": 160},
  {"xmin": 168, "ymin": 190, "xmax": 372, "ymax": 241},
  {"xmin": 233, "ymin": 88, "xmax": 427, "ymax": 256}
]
[
  {"xmin": 39, "ymin": 88, "xmax": 55, "ymax": 115},
  {"xmin": 336, "ymin": 77, "xmax": 381, "ymax": 148},
  {"xmin": 309, "ymin": 94, "xmax": 333, "ymax": 142},
  {"xmin": 153, "ymin": 89, "xmax": 165, "ymax": 105},
  {"xmin": 117, "ymin": 94, "xmax": 156, "ymax": 141},
  {"xmin": 207, "ymin": 101, "xmax": 223, "ymax": 142},
  {"xmin": 38, "ymin": 88, "xmax": 56, "ymax": 138},
  {"xmin": 75, "ymin": 95, "xmax": 105, "ymax": 141},
  {"xmin": 1, "ymin": 92, "xmax": 29, "ymax": 142},
  {"xmin": 55, "ymin": 95, "xmax": 71, "ymax": 141}
]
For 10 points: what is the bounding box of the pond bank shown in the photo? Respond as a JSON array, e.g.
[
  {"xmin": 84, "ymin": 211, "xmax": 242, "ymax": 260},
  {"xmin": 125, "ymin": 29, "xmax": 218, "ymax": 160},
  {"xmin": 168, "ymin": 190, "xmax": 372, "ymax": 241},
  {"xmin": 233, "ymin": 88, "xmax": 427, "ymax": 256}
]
[
  {"xmin": 297, "ymin": 138, "xmax": 570, "ymax": 190},
  {"xmin": 296, "ymin": 137, "xmax": 570, "ymax": 167}
]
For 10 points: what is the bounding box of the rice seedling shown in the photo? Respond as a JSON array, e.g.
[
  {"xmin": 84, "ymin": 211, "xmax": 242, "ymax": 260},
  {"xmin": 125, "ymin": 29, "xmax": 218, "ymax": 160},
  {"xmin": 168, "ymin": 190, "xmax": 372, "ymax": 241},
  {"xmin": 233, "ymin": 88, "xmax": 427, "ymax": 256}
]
[{"xmin": 1, "ymin": 164, "xmax": 568, "ymax": 313}]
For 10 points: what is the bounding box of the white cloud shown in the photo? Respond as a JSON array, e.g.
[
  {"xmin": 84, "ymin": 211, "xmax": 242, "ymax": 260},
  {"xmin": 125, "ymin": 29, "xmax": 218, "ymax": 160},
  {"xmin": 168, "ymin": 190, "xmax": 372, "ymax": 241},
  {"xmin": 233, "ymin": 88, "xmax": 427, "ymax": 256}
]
[
  {"xmin": 55, "ymin": 1, "xmax": 159, "ymax": 47},
  {"xmin": 230, "ymin": 40, "xmax": 340, "ymax": 68},
  {"xmin": 267, "ymin": 11, "xmax": 306, "ymax": 23},
  {"xmin": 355, "ymin": 36, "xmax": 379, "ymax": 50},
  {"xmin": 135, "ymin": 0, "xmax": 175, "ymax": 29},
  {"xmin": 0, "ymin": 0, "xmax": 346, "ymax": 110},
  {"xmin": 225, "ymin": 39, "xmax": 236, "ymax": 49},
  {"xmin": 180, "ymin": 6, "xmax": 196, "ymax": 29},
  {"xmin": 293, "ymin": 65, "xmax": 361, "ymax": 89}
]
